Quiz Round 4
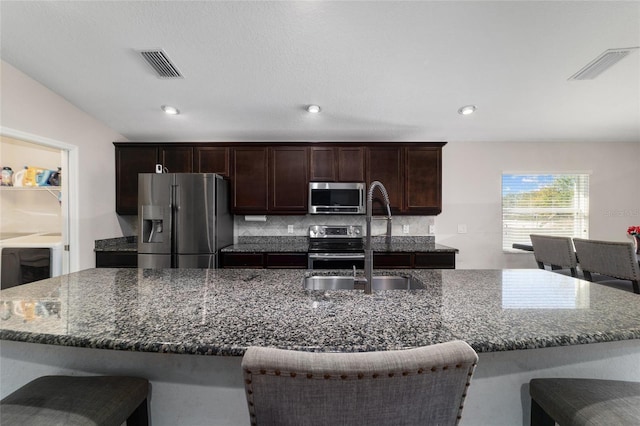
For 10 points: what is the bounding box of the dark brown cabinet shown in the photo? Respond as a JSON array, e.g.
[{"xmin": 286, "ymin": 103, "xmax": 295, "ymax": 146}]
[
  {"xmin": 115, "ymin": 142, "xmax": 445, "ymax": 216},
  {"xmin": 404, "ymin": 147, "xmax": 442, "ymax": 214},
  {"xmin": 373, "ymin": 252, "xmax": 455, "ymax": 269},
  {"xmin": 220, "ymin": 252, "xmax": 307, "ymax": 269},
  {"xmin": 231, "ymin": 147, "xmax": 269, "ymax": 212},
  {"xmin": 95, "ymin": 252, "xmax": 138, "ymax": 268},
  {"xmin": 115, "ymin": 145, "xmax": 158, "ymax": 215},
  {"xmin": 195, "ymin": 147, "xmax": 229, "ymax": 176},
  {"xmin": 270, "ymin": 147, "xmax": 308, "ymax": 213},
  {"xmin": 309, "ymin": 147, "xmax": 336, "ymax": 181},
  {"xmin": 366, "ymin": 146, "xmax": 404, "ymax": 214},
  {"xmin": 159, "ymin": 146, "xmax": 193, "ymax": 173},
  {"xmin": 309, "ymin": 146, "xmax": 365, "ymax": 182},
  {"xmin": 338, "ymin": 147, "xmax": 365, "ymax": 182},
  {"xmin": 231, "ymin": 146, "xmax": 308, "ymax": 214}
]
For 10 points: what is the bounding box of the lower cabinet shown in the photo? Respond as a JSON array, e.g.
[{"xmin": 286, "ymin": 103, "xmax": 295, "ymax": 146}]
[
  {"xmin": 374, "ymin": 252, "xmax": 456, "ymax": 269},
  {"xmin": 220, "ymin": 252, "xmax": 307, "ymax": 269},
  {"xmin": 95, "ymin": 252, "xmax": 138, "ymax": 268}
]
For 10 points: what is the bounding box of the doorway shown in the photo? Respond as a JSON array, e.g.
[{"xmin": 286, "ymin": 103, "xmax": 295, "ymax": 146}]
[{"xmin": 0, "ymin": 127, "xmax": 77, "ymax": 277}]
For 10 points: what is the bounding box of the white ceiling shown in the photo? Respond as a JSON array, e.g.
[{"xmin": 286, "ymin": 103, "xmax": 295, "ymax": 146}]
[{"xmin": 1, "ymin": 1, "xmax": 639, "ymax": 143}]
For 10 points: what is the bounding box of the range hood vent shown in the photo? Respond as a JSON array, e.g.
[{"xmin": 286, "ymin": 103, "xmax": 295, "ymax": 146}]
[
  {"xmin": 138, "ymin": 49, "xmax": 183, "ymax": 79},
  {"xmin": 569, "ymin": 47, "xmax": 638, "ymax": 80}
]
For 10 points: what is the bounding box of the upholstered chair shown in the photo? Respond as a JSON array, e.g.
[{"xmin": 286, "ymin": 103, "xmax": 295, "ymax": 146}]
[
  {"xmin": 573, "ymin": 238, "xmax": 640, "ymax": 294},
  {"xmin": 530, "ymin": 234, "xmax": 579, "ymax": 277},
  {"xmin": 242, "ymin": 340, "xmax": 478, "ymax": 426}
]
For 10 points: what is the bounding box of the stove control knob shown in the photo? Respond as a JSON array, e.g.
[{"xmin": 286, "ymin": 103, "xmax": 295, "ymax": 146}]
[
  {"xmin": 353, "ymin": 227, "xmax": 361, "ymax": 235},
  {"xmin": 319, "ymin": 228, "xmax": 326, "ymax": 236}
]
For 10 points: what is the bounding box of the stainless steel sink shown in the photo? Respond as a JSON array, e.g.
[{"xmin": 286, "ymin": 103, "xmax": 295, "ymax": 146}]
[{"xmin": 303, "ymin": 275, "xmax": 424, "ymax": 291}]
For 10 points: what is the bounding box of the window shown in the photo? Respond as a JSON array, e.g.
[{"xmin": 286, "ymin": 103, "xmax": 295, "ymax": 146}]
[{"xmin": 502, "ymin": 173, "xmax": 589, "ymax": 251}]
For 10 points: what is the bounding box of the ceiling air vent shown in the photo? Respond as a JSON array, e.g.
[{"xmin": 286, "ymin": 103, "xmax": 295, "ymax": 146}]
[
  {"xmin": 568, "ymin": 47, "xmax": 639, "ymax": 80},
  {"xmin": 138, "ymin": 49, "xmax": 183, "ymax": 79}
]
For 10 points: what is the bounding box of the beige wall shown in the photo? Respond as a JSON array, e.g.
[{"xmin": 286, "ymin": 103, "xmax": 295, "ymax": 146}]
[
  {"xmin": 1, "ymin": 60, "xmax": 127, "ymax": 271},
  {"xmin": 438, "ymin": 141, "xmax": 640, "ymax": 269}
]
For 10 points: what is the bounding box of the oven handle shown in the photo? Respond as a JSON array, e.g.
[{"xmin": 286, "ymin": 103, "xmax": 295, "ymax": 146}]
[{"xmin": 308, "ymin": 253, "xmax": 365, "ymax": 260}]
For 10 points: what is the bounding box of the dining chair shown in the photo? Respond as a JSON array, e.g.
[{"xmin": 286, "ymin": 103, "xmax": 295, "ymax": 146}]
[
  {"xmin": 573, "ymin": 238, "xmax": 640, "ymax": 294},
  {"xmin": 530, "ymin": 234, "xmax": 579, "ymax": 277},
  {"xmin": 241, "ymin": 341, "xmax": 478, "ymax": 426}
]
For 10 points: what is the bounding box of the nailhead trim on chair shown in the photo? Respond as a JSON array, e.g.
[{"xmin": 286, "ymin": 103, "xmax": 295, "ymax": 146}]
[{"xmin": 243, "ymin": 362, "xmax": 478, "ymax": 425}]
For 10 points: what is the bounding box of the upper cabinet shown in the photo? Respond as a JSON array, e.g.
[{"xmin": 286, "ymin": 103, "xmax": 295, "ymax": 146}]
[
  {"xmin": 231, "ymin": 147, "xmax": 269, "ymax": 212},
  {"xmin": 195, "ymin": 147, "xmax": 229, "ymax": 176},
  {"xmin": 404, "ymin": 146, "xmax": 442, "ymax": 215},
  {"xmin": 309, "ymin": 146, "xmax": 365, "ymax": 182},
  {"xmin": 366, "ymin": 146, "xmax": 404, "ymax": 214},
  {"xmin": 115, "ymin": 145, "xmax": 158, "ymax": 215},
  {"xmin": 115, "ymin": 142, "xmax": 445, "ymax": 216},
  {"xmin": 269, "ymin": 147, "xmax": 308, "ymax": 213}
]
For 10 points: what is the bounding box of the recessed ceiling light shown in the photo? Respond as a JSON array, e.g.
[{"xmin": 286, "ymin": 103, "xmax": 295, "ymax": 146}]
[
  {"xmin": 161, "ymin": 105, "xmax": 180, "ymax": 115},
  {"xmin": 307, "ymin": 105, "xmax": 321, "ymax": 113},
  {"xmin": 458, "ymin": 105, "xmax": 476, "ymax": 115}
]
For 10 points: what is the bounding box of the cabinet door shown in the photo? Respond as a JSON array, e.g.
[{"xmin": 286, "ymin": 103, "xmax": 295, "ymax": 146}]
[
  {"xmin": 195, "ymin": 147, "xmax": 229, "ymax": 176},
  {"xmin": 373, "ymin": 253, "xmax": 413, "ymax": 268},
  {"xmin": 414, "ymin": 252, "xmax": 455, "ymax": 269},
  {"xmin": 159, "ymin": 146, "xmax": 193, "ymax": 173},
  {"xmin": 232, "ymin": 147, "xmax": 269, "ymax": 212},
  {"xmin": 404, "ymin": 147, "xmax": 442, "ymax": 214},
  {"xmin": 220, "ymin": 253, "xmax": 264, "ymax": 268},
  {"xmin": 115, "ymin": 145, "xmax": 158, "ymax": 215},
  {"xmin": 338, "ymin": 147, "xmax": 365, "ymax": 182},
  {"xmin": 265, "ymin": 253, "xmax": 308, "ymax": 269},
  {"xmin": 270, "ymin": 147, "xmax": 308, "ymax": 213},
  {"xmin": 366, "ymin": 146, "xmax": 403, "ymax": 214},
  {"xmin": 309, "ymin": 147, "xmax": 336, "ymax": 181}
]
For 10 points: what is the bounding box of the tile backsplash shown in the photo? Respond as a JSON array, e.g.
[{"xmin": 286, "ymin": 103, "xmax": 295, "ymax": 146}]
[
  {"xmin": 236, "ymin": 215, "xmax": 435, "ymax": 238},
  {"xmin": 120, "ymin": 214, "xmax": 435, "ymax": 242}
]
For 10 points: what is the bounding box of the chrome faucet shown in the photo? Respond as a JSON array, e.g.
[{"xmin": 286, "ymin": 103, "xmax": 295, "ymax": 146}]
[{"xmin": 363, "ymin": 181, "xmax": 392, "ymax": 294}]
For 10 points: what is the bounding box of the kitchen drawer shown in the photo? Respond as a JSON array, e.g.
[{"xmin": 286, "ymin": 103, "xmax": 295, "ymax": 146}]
[
  {"xmin": 95, "ymin": 252, "xmax": 138, "ymax": 268},
  {"xmin": 265, "ymin": 253, "xmax": 307, "ymax": 269},
  {"xmin": 220, "ymin": 253, "xmax": 264, "ymax": 268},
  {"xmin": 373, "ymin": 253, "xmax": 413, "ymax": 269},
  {"xmin": 414, "ymin": 252, "xmax": 455, "ymax": 269}
]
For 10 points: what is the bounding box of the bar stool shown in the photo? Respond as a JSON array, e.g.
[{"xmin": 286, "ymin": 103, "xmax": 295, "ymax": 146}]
[
  {"xmin": 1, "ymin": 375, "xmax": 150, "ymax": 426},
  {"xmin": 530, "ymin": 378, "xmax": 640, "ymax": 425},
  {"xmin": 242, "ymin": 341, "xmax": 478, "ymax": 426}
]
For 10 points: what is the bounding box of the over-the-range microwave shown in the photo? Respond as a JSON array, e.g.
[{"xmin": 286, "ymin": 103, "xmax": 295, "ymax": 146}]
[{"xmin": 308, "ymin": 182, "xmax": 365, "ymax": 214}]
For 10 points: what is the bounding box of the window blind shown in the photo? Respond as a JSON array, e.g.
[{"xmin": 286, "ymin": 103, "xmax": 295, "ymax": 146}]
[{"xmin": 502, "ymin": 174, "xmax": 589, "ymax": 251}]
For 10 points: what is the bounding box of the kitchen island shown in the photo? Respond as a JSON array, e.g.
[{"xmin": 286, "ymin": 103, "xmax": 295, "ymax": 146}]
[{"xmin": 2, "ymin": 268, "xmax": 639, "ymax": 425}]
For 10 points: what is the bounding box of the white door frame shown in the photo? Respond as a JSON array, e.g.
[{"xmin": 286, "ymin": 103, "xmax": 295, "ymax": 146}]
[{"xmin": 0, "ymin": 127, "xmax": 79, "ymax": 274}]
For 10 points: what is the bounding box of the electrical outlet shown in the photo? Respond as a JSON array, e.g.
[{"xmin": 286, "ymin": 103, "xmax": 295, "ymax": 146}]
[
  {"xmin": 429, "ymin": 225, "xmax": 435, "ymax": 234},
  {"xmin": 457, "ymin": 224, "xmax": 467, "ymax": 234},
  {"xmin": 402, "ymin": 225, "xmax": 410, "ymax": 234},
  {"xmin": 287, "ymin": 225, "xmax": 294, "ymax": 234}
]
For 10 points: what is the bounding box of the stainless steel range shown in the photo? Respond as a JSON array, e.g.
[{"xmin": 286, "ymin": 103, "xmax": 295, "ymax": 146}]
[{"xmin": 307, "ymin": 225, "xmax": 364, "ymax": 270}]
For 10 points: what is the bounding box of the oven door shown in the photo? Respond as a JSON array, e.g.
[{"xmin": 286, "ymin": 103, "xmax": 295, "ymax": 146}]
[{"xmin": 308, "ymin": 253, "xmax": 365, "ymax": 270}]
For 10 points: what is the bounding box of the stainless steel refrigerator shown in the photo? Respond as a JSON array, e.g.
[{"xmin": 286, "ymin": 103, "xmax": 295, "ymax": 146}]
[{"xmin": 137, "ymin": 173, "xmax": 233, "ymax": 268}]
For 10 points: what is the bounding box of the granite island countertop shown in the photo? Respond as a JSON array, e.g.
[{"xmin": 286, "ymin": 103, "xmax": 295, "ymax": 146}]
[{"xmin": 2, "ymin": 268, "xmax": 638, "ymax": 356}]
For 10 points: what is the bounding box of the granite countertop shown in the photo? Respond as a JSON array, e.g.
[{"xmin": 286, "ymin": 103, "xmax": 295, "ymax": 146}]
[
  {"xmin": 94, "ymin": 236, "xmax": 137, "ymax": 252},
  {"xmin": 221, "ymin": 236, "xmax": 458, "ymax": 253},
  {"xmin": 1, "ymin": 268, "xmax": 638, "ymax": 356},
  {"xmin": 95, "ymin": 236, "xmax": 458, "ymax": 254}
]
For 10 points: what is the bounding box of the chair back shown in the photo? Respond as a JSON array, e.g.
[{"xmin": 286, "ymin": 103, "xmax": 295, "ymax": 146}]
[
  {"xmin": 242, "ymin": 341, "xmax": 478, "ymax": 426},
  {"xmin": 573, "ymin": 238, "xmax": 640, "ymax": 283},
  {"xmin": 530, "ymin": 235, "xmax": 578, "ymax": 276}
]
